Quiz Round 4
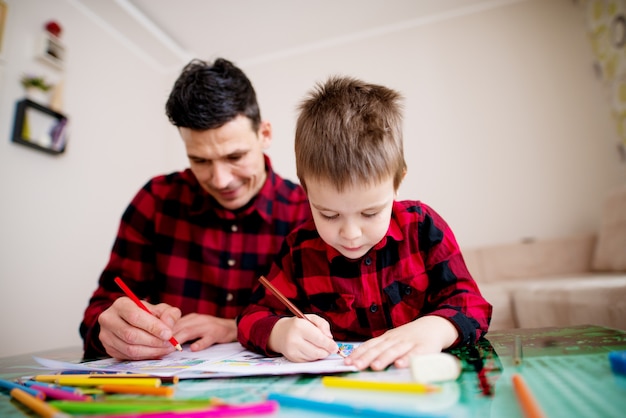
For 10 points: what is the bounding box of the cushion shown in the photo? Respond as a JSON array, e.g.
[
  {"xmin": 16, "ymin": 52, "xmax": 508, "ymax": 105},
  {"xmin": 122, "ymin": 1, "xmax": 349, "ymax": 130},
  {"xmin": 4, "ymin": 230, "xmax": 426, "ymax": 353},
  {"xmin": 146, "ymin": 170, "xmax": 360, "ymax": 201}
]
[
  {"xmin": 512, "ymin": 275, "xmax": 626, "ymax": 330},
  {"xmin": 592, "ymin": 185, "xmax": 626, "ymax": 272}
]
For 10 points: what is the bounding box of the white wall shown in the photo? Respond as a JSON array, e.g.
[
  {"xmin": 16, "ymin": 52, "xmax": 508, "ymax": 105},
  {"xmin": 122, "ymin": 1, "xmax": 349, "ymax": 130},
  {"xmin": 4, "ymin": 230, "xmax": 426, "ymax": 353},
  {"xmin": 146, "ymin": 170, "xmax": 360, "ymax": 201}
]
[
  {"xmin": 0, "ymin": 0, "xmax": 624, "ymax": 358},
  {"xmin": 0, "ymin": 0, "xmax": 184, "ymax": 357},
  {"xmin": 247, "ymin": 0, "xmax": 625, "ymax": 249}
]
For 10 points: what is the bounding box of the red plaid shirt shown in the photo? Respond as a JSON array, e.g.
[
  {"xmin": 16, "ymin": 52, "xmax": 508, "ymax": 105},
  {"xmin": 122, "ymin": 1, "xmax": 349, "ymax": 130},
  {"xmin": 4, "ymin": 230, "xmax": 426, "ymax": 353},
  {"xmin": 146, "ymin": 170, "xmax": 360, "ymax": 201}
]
[
  {"xmin": 237, "ymin": 200, "xmax": 492, "ymax": 355},
  {"xmin": 81, "ymin": 156, "xmax": 311, "ymax": 358}
]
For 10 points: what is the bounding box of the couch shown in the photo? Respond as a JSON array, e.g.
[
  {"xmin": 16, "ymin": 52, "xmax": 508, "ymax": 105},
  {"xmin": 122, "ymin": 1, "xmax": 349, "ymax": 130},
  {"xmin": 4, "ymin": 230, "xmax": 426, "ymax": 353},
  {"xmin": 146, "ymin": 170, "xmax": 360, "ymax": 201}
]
[{"xmin": 462, "ymin": 185, "xmax": 626, "ymax": 331}]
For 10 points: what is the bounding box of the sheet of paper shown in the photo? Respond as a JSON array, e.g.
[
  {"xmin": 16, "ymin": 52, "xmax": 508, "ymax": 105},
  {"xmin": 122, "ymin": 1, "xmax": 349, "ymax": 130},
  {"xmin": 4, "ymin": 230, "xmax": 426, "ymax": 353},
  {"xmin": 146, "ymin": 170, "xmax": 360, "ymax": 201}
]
[{"xmin": 34, "ymin": 342, "xmax": 359, "ymax": 379}]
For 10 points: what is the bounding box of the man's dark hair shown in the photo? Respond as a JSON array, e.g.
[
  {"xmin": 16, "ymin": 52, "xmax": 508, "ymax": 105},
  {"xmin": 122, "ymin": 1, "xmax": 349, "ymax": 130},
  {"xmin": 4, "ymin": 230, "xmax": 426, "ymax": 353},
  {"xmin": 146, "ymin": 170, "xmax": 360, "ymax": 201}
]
[{"xmin": 165, "ymin": 58, "xmax": 261, "ymax": 131}]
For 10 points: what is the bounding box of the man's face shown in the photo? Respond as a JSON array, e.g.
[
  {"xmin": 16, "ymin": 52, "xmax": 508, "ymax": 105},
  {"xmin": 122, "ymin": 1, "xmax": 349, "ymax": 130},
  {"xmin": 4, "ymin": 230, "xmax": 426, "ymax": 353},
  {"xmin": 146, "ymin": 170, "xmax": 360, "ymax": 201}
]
[
  {"xmin": 306, "ymin": 176, "xmax": 395, "ymax": 260},
  {"xmin": 180, "ymin": 115, "xmax": 272, "ymax": 210}
]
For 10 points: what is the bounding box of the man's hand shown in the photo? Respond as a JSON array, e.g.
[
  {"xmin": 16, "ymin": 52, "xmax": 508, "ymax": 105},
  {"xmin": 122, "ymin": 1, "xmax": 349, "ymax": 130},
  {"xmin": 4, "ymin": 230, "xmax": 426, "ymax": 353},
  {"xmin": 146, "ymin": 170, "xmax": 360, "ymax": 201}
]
[
  {"xmin": 98, "ymin": 297, "xmax": 181, "ymax": 360},
  {"xmin": 172, "ymin": 314, "xmax": 237, "ymax": 352}
]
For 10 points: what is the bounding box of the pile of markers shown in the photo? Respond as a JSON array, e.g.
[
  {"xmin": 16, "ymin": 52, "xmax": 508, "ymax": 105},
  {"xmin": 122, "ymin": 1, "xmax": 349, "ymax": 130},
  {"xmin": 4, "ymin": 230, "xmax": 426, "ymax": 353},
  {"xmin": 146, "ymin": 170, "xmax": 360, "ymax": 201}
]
[{"xmin": 0, "ymin": 374, "xmax": 278, "ymax": 417}]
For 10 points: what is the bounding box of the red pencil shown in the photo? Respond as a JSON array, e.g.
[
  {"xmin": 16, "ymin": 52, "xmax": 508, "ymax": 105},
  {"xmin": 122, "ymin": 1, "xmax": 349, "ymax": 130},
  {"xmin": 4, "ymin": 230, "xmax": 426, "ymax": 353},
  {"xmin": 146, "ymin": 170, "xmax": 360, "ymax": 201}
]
[{"xmin": 114, "ymin": 277, "xmax": 182, "ymax": 351}]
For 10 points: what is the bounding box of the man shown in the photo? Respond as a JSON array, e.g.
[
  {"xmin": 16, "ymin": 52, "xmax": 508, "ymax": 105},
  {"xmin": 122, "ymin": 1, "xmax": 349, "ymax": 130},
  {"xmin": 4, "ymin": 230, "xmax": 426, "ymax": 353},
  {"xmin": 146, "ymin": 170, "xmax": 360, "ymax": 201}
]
[{"xmin": 80, "ymin": 58, "xmax": 311, "ymax": 360}]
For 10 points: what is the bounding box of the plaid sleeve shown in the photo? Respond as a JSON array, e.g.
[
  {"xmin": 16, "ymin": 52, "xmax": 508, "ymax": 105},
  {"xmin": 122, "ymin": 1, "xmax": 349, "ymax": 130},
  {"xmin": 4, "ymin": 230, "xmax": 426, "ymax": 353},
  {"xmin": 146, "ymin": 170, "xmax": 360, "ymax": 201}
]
[{"xmin": 413, "ymin": 202, "xmax": 492, "ymax": 345}]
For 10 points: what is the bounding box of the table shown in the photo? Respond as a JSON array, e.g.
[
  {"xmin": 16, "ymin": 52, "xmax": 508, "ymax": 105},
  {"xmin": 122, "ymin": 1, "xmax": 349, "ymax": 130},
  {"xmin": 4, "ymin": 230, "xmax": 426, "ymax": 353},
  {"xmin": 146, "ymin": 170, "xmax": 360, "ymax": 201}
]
[{"xmin": 1, "ymin": 325, "xmax": 625, "ymax": 417}]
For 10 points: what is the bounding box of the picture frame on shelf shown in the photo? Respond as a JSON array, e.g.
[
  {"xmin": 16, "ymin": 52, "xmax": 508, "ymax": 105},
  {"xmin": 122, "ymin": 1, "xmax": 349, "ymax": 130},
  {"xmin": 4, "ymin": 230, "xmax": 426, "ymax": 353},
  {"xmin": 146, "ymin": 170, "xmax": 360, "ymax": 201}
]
[
  {"xmin": 11, "ymin": 99, "xmax": 69, "ymax": 155},
  {"xmin": 0, "ymin": 0, "xmax": 7, "ymax": 55}
]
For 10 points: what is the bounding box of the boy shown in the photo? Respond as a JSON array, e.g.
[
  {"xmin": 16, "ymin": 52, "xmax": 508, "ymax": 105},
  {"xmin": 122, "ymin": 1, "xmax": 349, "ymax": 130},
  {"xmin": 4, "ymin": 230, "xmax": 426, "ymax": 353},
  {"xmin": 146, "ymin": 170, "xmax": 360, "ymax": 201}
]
[{"xmin": 237, "ymin": 76, "xmax": 491, "ymax": 371}]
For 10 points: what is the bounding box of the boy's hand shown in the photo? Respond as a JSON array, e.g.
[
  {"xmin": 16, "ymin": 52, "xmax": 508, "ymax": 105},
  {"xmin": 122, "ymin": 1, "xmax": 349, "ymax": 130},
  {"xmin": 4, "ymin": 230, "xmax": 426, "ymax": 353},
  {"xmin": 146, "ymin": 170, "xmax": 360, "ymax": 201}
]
[
  {"xmin": 344, "ymin": 316, "xmax": 458, "ymax": 371},
  {"xmin": 268, "ymin": 315, "xmax": 339, "ymax": 362}
]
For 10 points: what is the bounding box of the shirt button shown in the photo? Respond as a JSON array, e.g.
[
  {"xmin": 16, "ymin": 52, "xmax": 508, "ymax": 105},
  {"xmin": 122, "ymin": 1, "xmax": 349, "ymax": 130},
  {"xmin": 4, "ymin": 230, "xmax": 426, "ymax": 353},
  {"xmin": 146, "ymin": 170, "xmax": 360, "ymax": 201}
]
[
  {"xmin": 364, "ymin": 257, "xmax": 372, "ymax": 266},
  {"xmin": 226, "ymin": 293, "xmax": 234, "ymax": 302},
  {"xmin": 227, "ymin": 259, "xmax": 236, "ymax": 267},
  {"xmin": 369, "ymin": 303, "xmax": 378, "ymax": 313},
  {"xmin": 404, "ymin": 287, "xmax": 412, "ymax": 295},
  {"xmin": 231, "ymin": 225, "xmax": 238, "ymax": 232}
]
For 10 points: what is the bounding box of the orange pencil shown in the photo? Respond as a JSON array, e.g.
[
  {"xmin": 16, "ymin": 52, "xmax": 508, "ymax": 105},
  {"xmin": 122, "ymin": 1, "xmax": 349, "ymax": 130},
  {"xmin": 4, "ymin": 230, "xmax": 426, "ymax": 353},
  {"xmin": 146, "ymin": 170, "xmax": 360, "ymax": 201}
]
[
  {"xmin": 10, "ymin": 387, "xmax": 71, "ymax": 418},
  {"xmin": 114, "ymin": 277, "xmax": 182, "ymax": 351},
  {"xmin": 258, "ymin": 276, "xmax": 346, "ymax": 358},
  {"xmin": 99, "ymin": 384, "xmax": 175, "ymax": 397},
  {"xmin": 512, "ymin": 374, "xmax": 546, "ymax": 418}
]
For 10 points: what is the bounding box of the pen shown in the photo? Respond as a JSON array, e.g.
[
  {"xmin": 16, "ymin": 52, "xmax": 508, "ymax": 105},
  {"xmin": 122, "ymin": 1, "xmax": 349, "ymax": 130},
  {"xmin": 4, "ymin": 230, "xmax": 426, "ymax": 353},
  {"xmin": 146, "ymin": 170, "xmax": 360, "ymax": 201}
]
[
  {"xmin": 321, "ymin": 376, "xmax": 440, "ymax": 393},
  {"xmin": 512, "ymin": 374, "xmax": 546, "ymax": 418},
  {"xmin": 267, "ymin": 393, "xmax": 443, "ymax": 418},
  {"xmin": 10, "ymin": 387, "xmax": 71, "ymax": 418},
  {"xmin": 258, "ymin": 275, "xmax": 346, "ymax": 358},
  {"xmin": 114, "ymin": 276, "xmax": 182, "ymax": 351}
]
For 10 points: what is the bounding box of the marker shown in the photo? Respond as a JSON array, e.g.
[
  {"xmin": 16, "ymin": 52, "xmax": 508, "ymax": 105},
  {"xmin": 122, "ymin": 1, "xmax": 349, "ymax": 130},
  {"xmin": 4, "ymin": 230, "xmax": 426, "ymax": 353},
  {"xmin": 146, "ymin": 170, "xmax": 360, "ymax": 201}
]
[
  {"xmin": 10, "ymin": 387, "xmax": 71, "ymax": 418},
  {"xmin": 114, "ymin": 277, "xmax": 182, "ymax": 351},
  {"xmin": 321, "ymin": 376, "xmax": 440, "ymax": 393},
  {"xmin": 258, "ymin": 275, "xmax": 346, "ymax": 358}
]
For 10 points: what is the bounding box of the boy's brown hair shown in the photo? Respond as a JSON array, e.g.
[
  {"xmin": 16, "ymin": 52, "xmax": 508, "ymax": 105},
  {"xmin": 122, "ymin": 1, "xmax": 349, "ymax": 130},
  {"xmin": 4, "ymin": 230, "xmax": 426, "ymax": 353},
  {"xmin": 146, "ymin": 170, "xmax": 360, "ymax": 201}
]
[{"xmin": 295, "ymin": 76, "xmax": 406, "ymax": 192}]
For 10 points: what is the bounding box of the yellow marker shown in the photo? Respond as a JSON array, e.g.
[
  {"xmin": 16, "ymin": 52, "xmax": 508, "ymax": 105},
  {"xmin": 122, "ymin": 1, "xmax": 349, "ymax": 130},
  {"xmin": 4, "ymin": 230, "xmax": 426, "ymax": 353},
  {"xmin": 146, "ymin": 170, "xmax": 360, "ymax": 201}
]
[
  {"xmin": 321, "ymin": 376, "xmax": 440, "ymax": 393},
  {"xmin": 54, "ymin": 377, "xmax": 162, "ymax": 387}
]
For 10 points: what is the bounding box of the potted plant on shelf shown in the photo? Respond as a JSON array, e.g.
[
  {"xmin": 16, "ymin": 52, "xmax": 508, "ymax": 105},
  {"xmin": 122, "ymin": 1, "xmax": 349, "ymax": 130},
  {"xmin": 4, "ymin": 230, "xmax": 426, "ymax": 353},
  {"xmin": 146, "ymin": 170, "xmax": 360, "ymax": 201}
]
[{"xmin": 20, "ymin": 74, "xmax": 52, "ymax": 104}]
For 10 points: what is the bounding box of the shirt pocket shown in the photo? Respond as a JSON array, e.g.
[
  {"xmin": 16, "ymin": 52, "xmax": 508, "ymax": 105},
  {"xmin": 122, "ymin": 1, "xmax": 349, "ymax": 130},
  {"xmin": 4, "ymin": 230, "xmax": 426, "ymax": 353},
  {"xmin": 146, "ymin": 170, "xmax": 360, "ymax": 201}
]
[{"xmin": 383, "ymin": 275, "xmax": 428, "ymax": 317}]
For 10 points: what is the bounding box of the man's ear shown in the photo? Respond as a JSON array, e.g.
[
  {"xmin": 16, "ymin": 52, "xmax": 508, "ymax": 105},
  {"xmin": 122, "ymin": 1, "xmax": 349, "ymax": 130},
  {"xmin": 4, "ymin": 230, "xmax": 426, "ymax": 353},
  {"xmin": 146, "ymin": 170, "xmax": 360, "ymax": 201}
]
[{"xmin": 259, "ymin": 120, "xmax": 272, "ymax": 149}]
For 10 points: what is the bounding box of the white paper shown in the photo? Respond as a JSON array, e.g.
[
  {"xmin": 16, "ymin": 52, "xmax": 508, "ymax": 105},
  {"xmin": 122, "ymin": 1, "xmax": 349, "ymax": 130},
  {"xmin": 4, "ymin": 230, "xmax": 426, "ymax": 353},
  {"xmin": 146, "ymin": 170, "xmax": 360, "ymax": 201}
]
[{"xmin": 34, "ymin": 342, "xmax": 359, "ymax": 379}]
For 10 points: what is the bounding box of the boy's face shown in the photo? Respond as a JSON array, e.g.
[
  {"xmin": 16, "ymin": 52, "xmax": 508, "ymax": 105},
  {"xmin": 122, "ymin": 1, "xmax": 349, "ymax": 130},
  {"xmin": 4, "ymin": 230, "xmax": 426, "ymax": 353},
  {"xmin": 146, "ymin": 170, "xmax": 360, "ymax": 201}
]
[
  {"xmin": 306, "ymin": 177, "xmax": 395, "ymax": 260},
  {"xmin": 179, "ymin": 115, "xmax": 271, "ymax": 210}
]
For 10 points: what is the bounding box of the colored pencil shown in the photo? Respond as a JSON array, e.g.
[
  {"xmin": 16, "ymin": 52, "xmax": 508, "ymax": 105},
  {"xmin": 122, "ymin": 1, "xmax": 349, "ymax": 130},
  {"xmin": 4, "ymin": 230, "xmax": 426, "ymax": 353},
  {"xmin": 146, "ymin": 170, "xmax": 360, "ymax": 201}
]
[
  {"xmin": 99, "ymin": 384, "xmax": 175, "ymax": 397},
  {"xmin": 85, "ymin": 401, "xmax": 280, "ymax": 418},
  {"xmin": 34, "ymin": 374, "xmax": 179, "ymax": 384},
  {"xmin": 267, "ymin": 393, "xmax": 442, "ymax": 418},
  {"xmin": 49, "ymin": 399, "xmax": 216, "ymax": 414},
  {"xmin": 25, "ymin": 383, "xmax": 92, "ymax": 401},
  {"xmin": 514, "ymin": 335, "xmax": 523, "ymax": 366},
  {"xmin": 0, "ymin": 378, "xmax": 45, "ymax": 399},
  {"xmin": 512, "ymin": 374, "xmax": 546, "ymax": 418},
  {"xmin": 321, "ymin": 376, "xmax": 440, "ymax": 393},
  {"xmin": 114, "ymin": 276, "xmax": 182, "ymax": 351},
  {"xmin": 10, "ymin": 387, "xmax": 71, "ymax": 418},
  {"xmin": 258, "ymin": 275, "xmax": 346, "ymax": 358},
  {"xmin": 54, "ymin": 377, "xmax": 162, "ymax": 387}
]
